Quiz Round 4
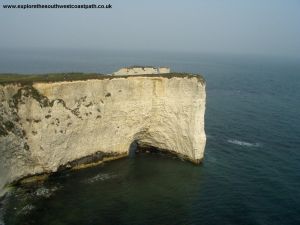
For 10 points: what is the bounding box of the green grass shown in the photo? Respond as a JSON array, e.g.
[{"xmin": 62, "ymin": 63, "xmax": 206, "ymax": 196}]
[
  {"xmin": 0, "ymin": 72, "xmax": 205, "ymax": 85},
  {"xmin": 0, "ymin": 73, "xmax": 104, "ymax": 84}
]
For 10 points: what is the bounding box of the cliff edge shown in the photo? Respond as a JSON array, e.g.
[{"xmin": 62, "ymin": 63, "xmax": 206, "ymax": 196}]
[{"xmin": 0, "ymin": 73, "xmax": 206, "ymax": 197}]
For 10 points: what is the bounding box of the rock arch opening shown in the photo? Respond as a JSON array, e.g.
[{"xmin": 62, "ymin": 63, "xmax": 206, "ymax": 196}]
[{"xmin": 128, "ymin": 140, "xmax": 138, "ymax": 158}]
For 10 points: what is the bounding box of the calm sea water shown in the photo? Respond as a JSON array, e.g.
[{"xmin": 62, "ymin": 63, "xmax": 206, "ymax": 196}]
[{"xmin": 0, "ymin": 49, "xmax": 300, "ymax": 225}]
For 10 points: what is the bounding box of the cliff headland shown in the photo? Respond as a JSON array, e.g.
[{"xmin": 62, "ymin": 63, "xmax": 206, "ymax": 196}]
[{"xmin": 0, "ymin": 70, "xmax": 206, "ymax": 197}]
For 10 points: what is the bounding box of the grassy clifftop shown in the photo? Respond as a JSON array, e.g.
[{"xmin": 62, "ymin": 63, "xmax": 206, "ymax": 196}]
[
  {"xmin": 0, "ymin": 73, "xmax": 104, "ymax": 84},
  {"xmin": 0, "ymin": 72, "xmax": 205, "ymax": 85}
]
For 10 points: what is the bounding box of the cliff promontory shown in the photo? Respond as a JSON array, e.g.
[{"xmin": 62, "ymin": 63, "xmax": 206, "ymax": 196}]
[{"xmin": 0, "ymin": 72, "xmax": 206, "ymax": 197}]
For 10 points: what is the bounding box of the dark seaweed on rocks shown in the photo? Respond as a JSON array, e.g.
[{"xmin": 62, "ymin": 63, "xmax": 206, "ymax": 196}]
[{"xmin": 57, "ymin": 151, "xmax": 120, "ymax": 171}]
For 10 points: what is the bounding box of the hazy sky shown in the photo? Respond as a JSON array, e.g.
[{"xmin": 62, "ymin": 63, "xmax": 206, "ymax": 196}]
[{"xmin": 0, "ymin": 0, "xmax": 299, "ymax": 57}]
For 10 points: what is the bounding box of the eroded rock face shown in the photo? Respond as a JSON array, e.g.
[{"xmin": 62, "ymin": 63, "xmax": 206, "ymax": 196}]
[
  {"xmin": 0, "ymin": 74, "xmax": 206, "ymax": 197},
  {"xmin": 113, "ymin": 66, "xmax": 170, "ymax": 75}
]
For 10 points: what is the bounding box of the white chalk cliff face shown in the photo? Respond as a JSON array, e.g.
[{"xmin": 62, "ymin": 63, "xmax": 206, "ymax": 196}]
[{"xmin": 0, "ymin": 74, "xmax": 206, "ymax": 197}]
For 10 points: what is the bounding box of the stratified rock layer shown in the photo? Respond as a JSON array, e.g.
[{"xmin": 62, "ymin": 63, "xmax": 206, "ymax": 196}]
[{"xmin": 0, "ymin": 74, "xmax": 206, "ymax": 196}]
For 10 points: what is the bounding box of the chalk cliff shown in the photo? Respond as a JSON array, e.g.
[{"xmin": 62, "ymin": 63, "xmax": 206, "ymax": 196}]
[
  {"xmin": 113, "ymin": 66, "xmax": 170, "ymax": 75},
  {"xmin": 0, "ymin": 73, "xmax": 206, "ymax": 197}
]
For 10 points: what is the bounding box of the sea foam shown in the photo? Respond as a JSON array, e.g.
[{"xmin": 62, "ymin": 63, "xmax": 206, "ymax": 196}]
[
  {"xmin": 227, "ymin": 139, "xmax": 260, "ymax": 147},
  {"xmin": 84, "ymin": 173, "xmax": 117, "ymax": 184}
]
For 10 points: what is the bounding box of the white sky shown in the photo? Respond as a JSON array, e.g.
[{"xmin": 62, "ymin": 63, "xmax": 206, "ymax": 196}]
[{"xmin": 0, "ymin": 0, "xmax": 299, "ymax": 58}]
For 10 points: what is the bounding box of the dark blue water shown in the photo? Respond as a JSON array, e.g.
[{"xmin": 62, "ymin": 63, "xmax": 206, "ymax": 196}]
[{"xmin": 1, "ymin": 49, "xmax": 300, "ymax": 225}]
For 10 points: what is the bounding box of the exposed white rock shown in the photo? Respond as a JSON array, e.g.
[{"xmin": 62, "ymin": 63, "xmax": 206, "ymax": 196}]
[
  {"xmin": 0, "ymin": 74, "xmax": 206, "ymax": 197},
  {"xmin": 113, "ymin": 66, "xmax": 170, "ymax": 75}
]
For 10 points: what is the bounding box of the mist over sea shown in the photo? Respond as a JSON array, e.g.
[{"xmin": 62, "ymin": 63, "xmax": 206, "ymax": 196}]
[{"xmin": 1, "ymin": 49, "xmax": 300, "ymax": 225}]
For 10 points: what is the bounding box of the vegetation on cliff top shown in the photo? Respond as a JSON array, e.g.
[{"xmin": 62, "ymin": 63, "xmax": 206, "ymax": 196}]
[
  {"xmin": 0, "ymin": 73, "xmax": 104, "ymax": 84},
  {"xmin": 0, "ymin": 72, "xmax": 205, "ymax": 85}
]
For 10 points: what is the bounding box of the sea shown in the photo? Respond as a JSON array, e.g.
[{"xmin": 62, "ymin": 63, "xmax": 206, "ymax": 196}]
[{"xmin": 0, "ymin": 48, "xmax": 299, "ymax": 225}]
